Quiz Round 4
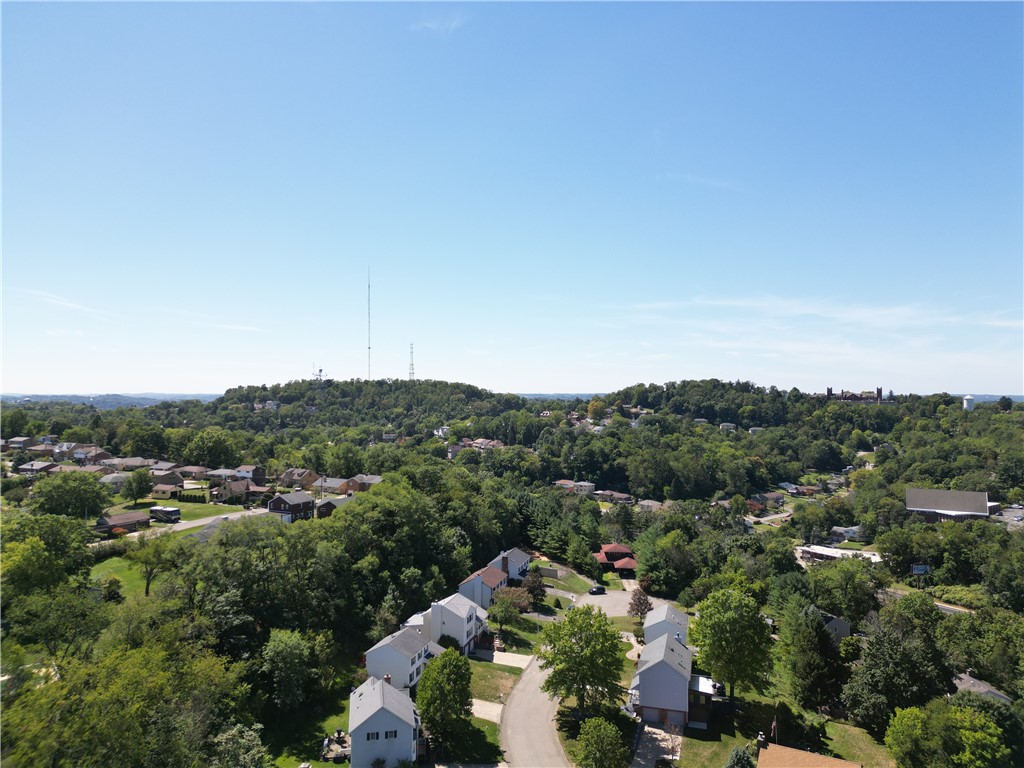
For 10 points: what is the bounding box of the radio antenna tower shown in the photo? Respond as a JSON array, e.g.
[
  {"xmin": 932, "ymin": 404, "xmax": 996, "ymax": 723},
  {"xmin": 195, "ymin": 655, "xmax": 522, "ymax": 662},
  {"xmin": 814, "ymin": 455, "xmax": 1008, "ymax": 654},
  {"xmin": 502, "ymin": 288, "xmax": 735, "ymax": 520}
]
[
  {"xmin": 312, "ymin": 365, "xmax": 323, "ymax": 382},
  {"xmin": 409, "ymin": 343, "xmax": 415, "ymax": 381},
  {"xmin": 367, "ymin": 268, "xmax": 372, "ymax": 381}
]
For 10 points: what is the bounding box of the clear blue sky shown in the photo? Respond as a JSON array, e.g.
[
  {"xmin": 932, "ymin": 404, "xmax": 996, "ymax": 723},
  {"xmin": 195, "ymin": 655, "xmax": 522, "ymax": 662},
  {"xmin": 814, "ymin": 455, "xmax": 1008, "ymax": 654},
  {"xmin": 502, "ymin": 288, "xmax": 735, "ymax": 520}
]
[{"xmin": 3, "ymin": 2, "xmax": 1022, "ymax": 397}]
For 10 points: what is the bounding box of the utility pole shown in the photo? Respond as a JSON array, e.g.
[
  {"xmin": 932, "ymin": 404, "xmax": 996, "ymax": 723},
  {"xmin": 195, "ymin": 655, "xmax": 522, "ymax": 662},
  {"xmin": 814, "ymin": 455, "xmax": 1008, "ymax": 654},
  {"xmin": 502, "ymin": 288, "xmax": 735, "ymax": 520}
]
[{"xmin": 409, "ymin": 343, "xmax": 415, "ymax": 381}]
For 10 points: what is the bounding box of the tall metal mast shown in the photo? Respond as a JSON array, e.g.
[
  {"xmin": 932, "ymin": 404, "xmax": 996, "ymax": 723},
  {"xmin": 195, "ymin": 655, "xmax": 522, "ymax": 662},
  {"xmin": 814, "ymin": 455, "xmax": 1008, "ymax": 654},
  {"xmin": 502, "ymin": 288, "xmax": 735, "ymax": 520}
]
[{"xmin": 409, "ymin": 343, "xmax": 415, "ymax": 381}]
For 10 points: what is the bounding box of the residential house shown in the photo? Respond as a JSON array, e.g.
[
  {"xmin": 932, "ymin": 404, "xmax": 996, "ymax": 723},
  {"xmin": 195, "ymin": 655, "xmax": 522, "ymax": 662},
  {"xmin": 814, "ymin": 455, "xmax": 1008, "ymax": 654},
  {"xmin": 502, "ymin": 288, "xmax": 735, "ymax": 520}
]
[
  {"xmin": 905, "ymin": 488, "xmax": 994, "ymax": 523},
  {"xmin": 49, "ymin": 464, "xmax": 111, "ymax": 477},
  {"xmin": 829, "ymin": 525, "xmax": 866, "ymax": 544},
  {"xmin": 267, "ymin": 491, "xmax": 315, "ymax": 523},
  {"xmin": 404, "ymin": 593, "xmax": 488, "ymax": 654},
  {"xmin": 779, "ymin": 482, "xmax": 798, "ymax": 492},
  {"xmin": 8, "ymin": 437, "xmax": 38, "ymax": 451},
  {"xmin": 574, "ymin": 481, "xmax": 596, "ymax": 496},
  {"xmin": 364, "ymin": 627, "xmax": 444, "ymax": 691},
  {"xmin": 26, "ymin": 443, "xmax": 55, "ymax": 458},
  {"xmin": 80, "ymin": 448, "xmax": 111, "ymax": 464},
  {"xmin": 341, "ymin": 474, "xmax": 383, "ymax": 494},
  {"xmin": 212, "ymin": 479, "xmax": 251, "ymax": 504},
  {"xmin": 643, "ymin": 604, "xmax": 689, "ymax": 645},
  {"xmin": 629, "ymin": 633, "xmax": 693, "ymax": 726},
  {"xmin": 99, "ymin": 472, "xmax": 130, "ymax": 492},
  {"xmin": 553, "ymin": 479, "xmax": 576, "ymax": 492},
  {"xmin": 748, "ymin": 426, "xmax": 765, "ymax": 435},
  {"xmin": 593, "ymin": 542, "xmax": 634, "ymax": 570},
  {"xmin": 348, "ymin": 677, "xmax": 420, "ymax": 768},
  {"xmin": 235, "ymin": 465, "xmax": 267, "ymax": 485},
  {"xmin": 953, "ymin": 673, "xmax": 1013, "ymax": 706},
  {"xmin": 458, "ymin": 565, "xmax": 508, "ymax": 608},
  {"xmin": 152, "ymin": 484, "xmax": 182, "ymax": 500},
  {"xmin": 121, "ymin": 457, "xmax": 156, "ymax": 472},
  {"xmin": 796, "ymin": 545, "xmax": 881, "ymax": 565},
  {"xmin": 279, "ymin": 467, "xmax": 320, "ymax": 489},
  {"xmin": 95, "ymin": 511, "xmax": 151, "ymax": 535},
  {"xmin": 315, "ymin": 495, "xmax": 355, "ymax": 518},
  {"xmin": 821, "ymin": 612, "xmax": 851, "ymax": 645},
  {"xmin": 150, "ymin": 461, "xmax": 182, "ymax": 473},
  {"xmin": 637, "ymin": 499, "xmax": 665, "ymax": 514},
  {"xmin": 753, "ymin": 492, "xmax": 785, "ymax": 509},
  {"xmin": 719, "ymin": 422, "xmax": 737, "ymax": 432},
  {"xmin": 488, "ymin": 547, "xmax": 532, "ymax": 581},
  {"xmin": 177, "ymin": 465, "xmax": 209, "ymax": 479},
  {"xmin": 207, "ymin": 468, "xmax": 238, "ymax": 482},
  {"xmin": 52, "ymin": 442, "xmax": 80, "ymax": 461},
  {"xmin": 151, "ymin": 471, "xmax": 185, "ymax": 487},
  {"xmin": 595, "ymin": 490, "xmax": 632, "ymax": 505},
  {"xmin": 312, "ymin": 476, "xmax": 348, "ymax": 495},
  {"xmin": 17, "ymin": 461, "xmax": 56, "ymax": 476}
]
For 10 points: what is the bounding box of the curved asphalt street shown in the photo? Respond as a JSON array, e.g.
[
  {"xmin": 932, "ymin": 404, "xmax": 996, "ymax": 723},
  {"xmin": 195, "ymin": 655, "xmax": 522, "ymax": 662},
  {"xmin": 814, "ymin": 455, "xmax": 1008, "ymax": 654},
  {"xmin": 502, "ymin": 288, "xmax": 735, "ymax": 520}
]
[{"xmin": 501, "ymin": 656, "xmax": 570, "ymax": 768}]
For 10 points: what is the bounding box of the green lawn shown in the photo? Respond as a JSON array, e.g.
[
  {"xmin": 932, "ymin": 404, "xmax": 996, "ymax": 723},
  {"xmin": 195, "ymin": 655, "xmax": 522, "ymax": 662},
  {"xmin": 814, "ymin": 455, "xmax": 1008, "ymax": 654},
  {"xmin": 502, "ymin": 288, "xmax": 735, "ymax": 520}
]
[
  {"xmin": 469, "ymin": 658, "xmax": 523, "ymax": 702},
  {"xmin": 90, "ymin": 556, "xmax": 147, "ymax": 600},
  {"xmin": 107, "ymin": 498, "xmax": 245, "ymax": 521},
  {"xmin": 543, "ymin": 570, "xmax": 592, "ymax": 594},
  {"xmin": 836, "ymin": 540, "xmax": 865, "ymax": 550},
  {"xmin": 602, "ymin": 571, "xmax": 625, "ymax": 591},
  {"xmin": 824, "ymin": 721, "xmax": 894, "ymax": 768},
  {"xmin": 269, "ymin": 676, "xmax": 353, "ymax": 768},
  {"xmin": 440, "ymin": 717, "xmax": 503, "ymax": 764}
]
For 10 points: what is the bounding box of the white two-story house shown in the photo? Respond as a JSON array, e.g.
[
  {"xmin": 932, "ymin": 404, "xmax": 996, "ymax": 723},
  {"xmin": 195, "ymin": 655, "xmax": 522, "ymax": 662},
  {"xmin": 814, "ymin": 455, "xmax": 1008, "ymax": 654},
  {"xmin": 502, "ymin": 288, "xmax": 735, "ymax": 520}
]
[
  {"xmin": 364, "ymin": 627, "xmax": 444, "ymax": 691},
  {"xmin": 458, "ymin": 565, "xmax": 508, "ymax": 608},
  {"xmin": 488, "ymin": 547, "xmax": 532, "ymax": 580},
  {"xmin": 403, "ymin": 593, "xmax": 488, "ymax": 655},
  {"xmin": 630, "ymin": 633, "xmax": 693, "ymax": 726},
  {"xmin": 348, "ymin": 676, "xmax": 419, "ymax": 768}
]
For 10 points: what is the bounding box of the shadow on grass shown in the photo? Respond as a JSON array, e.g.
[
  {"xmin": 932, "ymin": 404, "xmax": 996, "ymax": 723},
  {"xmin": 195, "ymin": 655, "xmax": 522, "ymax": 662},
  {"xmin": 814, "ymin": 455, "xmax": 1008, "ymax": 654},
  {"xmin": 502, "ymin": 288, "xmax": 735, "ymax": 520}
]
[
  {"xmin": 497, "ymin": 625, "xmax": 536, "ymax": 652},
  {"xmin": 691, "ymin": 698, "xmax": 825, "ymax": 752},
  {"xmin": 434, "ymin": 721, "xmax": 503, "ymax": 764}
]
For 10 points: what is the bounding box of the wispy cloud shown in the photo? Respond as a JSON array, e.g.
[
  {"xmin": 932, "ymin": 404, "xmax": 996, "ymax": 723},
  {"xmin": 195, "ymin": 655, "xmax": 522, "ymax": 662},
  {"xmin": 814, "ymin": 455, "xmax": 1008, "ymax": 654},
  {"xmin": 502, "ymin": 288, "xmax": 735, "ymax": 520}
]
[
  {"xmin": 410, "ymin": 13, "xmax": 466, "ymax": 36},
  {"xmin": 20, "ymin": 289, "xmax": 118, "ymax": 317}
]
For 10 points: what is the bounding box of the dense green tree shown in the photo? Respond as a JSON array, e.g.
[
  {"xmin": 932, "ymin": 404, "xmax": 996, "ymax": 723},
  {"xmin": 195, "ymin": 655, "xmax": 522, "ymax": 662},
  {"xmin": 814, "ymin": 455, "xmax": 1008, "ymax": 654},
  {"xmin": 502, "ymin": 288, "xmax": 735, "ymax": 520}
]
[
  {"xmin": 574, "ymin": 717, "xmax": 630, "ymax": 768},
  {"xmin": 521, "ymin": 568, "xmax": 547, "ymax": 607},
  {"xmin": 778, "ymin": 601, "xmax": 845, "ymax": 708},
  {"xmin": 121, "ymin": 467, "xmax": 154, "ymax": 506},
  {"xmin": 538, "ymin": 605, "xmax": 624, "ymax": 715},
  {"xmin": 184, "ymin": 426, "xmax": 240, "ymax": 469},
  {"xmin": 210, "ymin": 724, "xmax": 274, "ymax": 768},
  {"xmin": 885, "ymin": 699, "xmax": 1012, "ymax": 768},
  {"xmin": 29, "ymin": 472, "xmax": 110, "ymax": 521},
  {"xmin": 488, "ymin": 593, "xmax": 522, "ymax": 633},
  {"xmin": 691, "ymin": 588, "xmax": 772, "ymax": 701},
  {"xmin": 417, "ymin": 648, "xmax": 473, "ymax": 747},
  {"xmin": 807, "ymin": 556, "xmax": 883, "ymax": 628},
  {"xmin": 261, "ymin": 628, "xmax": 310, "ymax": 711},
  {"xmin": 6, "ymin": 584, "xmax": 109, "ymax": 666}
]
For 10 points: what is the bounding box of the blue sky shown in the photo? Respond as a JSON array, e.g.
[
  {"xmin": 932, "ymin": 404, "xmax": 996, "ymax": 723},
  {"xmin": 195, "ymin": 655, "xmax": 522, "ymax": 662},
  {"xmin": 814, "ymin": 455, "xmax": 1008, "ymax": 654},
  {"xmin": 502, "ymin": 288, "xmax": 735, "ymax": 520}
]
[{"xmin": 3, "ymin": 2, "xmax": 1022, "ymax": 397}]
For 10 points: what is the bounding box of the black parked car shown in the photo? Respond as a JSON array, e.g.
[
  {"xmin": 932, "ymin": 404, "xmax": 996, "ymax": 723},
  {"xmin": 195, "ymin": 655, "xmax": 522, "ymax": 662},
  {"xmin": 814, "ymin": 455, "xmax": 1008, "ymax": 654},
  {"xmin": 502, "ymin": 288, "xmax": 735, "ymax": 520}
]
[{"xmin": 588, "ymin": 585, "xmax": 606, "ymax": 595}]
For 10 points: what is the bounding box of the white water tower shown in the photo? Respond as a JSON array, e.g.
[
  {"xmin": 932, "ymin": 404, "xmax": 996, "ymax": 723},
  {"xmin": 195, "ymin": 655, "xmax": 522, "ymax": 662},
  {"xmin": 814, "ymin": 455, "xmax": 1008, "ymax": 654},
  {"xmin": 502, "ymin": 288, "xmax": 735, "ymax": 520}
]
[{"xmin": 963, "ymin": 394, "xmax": 975, "ymax": 411}]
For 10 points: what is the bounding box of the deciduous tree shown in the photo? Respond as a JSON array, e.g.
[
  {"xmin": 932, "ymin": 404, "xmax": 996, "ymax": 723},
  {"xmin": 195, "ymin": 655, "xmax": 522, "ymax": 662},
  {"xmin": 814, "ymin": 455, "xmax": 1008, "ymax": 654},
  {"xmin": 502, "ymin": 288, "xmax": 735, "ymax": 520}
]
[
  {"xmin": 574, "ymin": 717, "xmax": 629, "ymax": 768},
  {"xmin": 627, "ymin": 589, "xmax": 653, "ymax": 618},
  {"xmin": 690, "ymin": 588, "xmax": 772, "ymax": 701},
  {"xmin": 538, "ymin": 604, "xmax": 624, "ymax": 715},
  {"xmin": 121, "ymin": 467, "xmax": 154, "ymax": 506},
  {"xmin": 29, "ymin": 472, "xmax": 110, "ymax": 521},
  {"xmin": 417, "ymin": 648, "xmax": 472, "ymax": 747}
]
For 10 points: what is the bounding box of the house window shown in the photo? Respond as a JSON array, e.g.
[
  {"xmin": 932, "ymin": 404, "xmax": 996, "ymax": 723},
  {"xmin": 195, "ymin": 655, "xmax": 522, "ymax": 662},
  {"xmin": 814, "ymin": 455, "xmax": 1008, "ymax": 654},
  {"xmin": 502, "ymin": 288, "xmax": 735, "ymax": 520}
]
[
  {"xmin": 366, "ymin": 732, "xmax": 379, "ymax": 741},
  {"xmin": 409, "ymin": 672, "xmax": 414, "ymax": 683},
  {"xmin": 385, "ymin": 730, "xmax": 398, "ymax": 740},
  {"xmin": 466, "ymin": 615, "xmax": 473, "ymax": 625}
]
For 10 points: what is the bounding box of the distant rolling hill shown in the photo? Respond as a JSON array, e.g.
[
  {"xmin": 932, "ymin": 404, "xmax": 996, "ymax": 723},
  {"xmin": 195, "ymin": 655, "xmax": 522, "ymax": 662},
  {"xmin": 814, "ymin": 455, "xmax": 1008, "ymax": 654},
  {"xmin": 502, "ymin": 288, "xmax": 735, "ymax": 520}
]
[{"xmin": 0, "ymin": 393, "xmax": 220, "ymax": 409}]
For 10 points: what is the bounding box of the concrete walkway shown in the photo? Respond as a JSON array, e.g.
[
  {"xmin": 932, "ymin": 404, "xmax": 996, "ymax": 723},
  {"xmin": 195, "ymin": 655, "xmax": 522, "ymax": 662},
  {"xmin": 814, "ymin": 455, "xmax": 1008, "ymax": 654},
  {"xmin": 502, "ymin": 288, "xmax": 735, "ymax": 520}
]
[
  {"xmin": 472, "ymin": 698, "xmax": 503, "ymax": 723},
  {"xmin": 472, "ymin": 649, "xmax": 533, "ymax": 669}
]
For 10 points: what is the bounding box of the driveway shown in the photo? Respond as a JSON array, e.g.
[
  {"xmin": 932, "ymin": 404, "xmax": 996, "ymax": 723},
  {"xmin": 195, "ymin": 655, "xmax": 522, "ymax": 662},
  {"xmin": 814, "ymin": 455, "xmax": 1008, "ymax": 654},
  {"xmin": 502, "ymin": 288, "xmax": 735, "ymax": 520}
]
[
  {"xmin": 575, "ymin": 588, "xmax": 668, "ymax": 618},
  {"xmin": 501, "ymin": 657, "xmax": 570, "ymax": 768}
]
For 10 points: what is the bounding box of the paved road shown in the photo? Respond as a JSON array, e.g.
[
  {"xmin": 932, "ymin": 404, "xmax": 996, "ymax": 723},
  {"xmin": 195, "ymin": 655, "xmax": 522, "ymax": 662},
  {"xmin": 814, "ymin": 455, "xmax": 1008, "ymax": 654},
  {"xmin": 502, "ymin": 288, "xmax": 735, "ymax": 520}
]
[
  {"xmin": 575, "ymin": 588, "xmax": 668, "ymax": 617},
  {"xmin": 882, "ymin": 587, "xmax": 973, "ymax": 615},
  {"xmin": 501, "ymin": 657, "xmax": 569, "ymax": 768}
]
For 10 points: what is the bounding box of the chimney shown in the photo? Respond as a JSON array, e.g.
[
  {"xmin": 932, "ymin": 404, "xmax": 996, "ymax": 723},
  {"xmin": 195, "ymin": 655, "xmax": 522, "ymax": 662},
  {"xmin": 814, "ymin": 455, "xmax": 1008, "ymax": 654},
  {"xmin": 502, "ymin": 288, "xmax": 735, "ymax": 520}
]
[
  {"xmin": 501, "ymin": 555, "xmax": 509, "ymax": 575},
  {"xmin": 384, "ymin": 674, "xmax": 392, "ymax": 685}
]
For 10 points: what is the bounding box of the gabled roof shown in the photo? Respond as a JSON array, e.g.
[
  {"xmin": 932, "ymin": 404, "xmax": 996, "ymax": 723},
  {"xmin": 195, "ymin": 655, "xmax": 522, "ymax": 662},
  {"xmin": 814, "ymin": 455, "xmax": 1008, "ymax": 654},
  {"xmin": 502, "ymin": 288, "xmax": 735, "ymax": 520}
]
[
  {"xmin": 439, "ymin": 592, "xmax": 488, "ymax": 622},
  {"xmin": 905, "ymin": 488, "xmax": 989, "ymax": 516},
  {"xmin": 367, "ymin": 627, "xmax": 436, "ymax": 659},
  {"xmin": 352, "ymin": 473, "xmax": 383, "ymax": 484},
  {"xmin": 348, "ymin": 676, "xmax": 418, "ymax": 732},
  {"xmin": 644, "ymin": 603, "xmax": 688, "ymax": 634},
  {"xmin": 599, "ymin": 543, "xmax": 633, "ymax": 555},
  {"xmin": 273, "ymin": 491, "xmax": 314, "ymax": 506},
  {"xmin": 633, "ymin": 633, "xmax": 692, "ymax": 687},
  {"xmin": 461, "ymin": 565, "xmax": 507, "ymax": 589},
  {"xmin": 613, "ymin": 557, "xmax": 638, "ymax": 570}
]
